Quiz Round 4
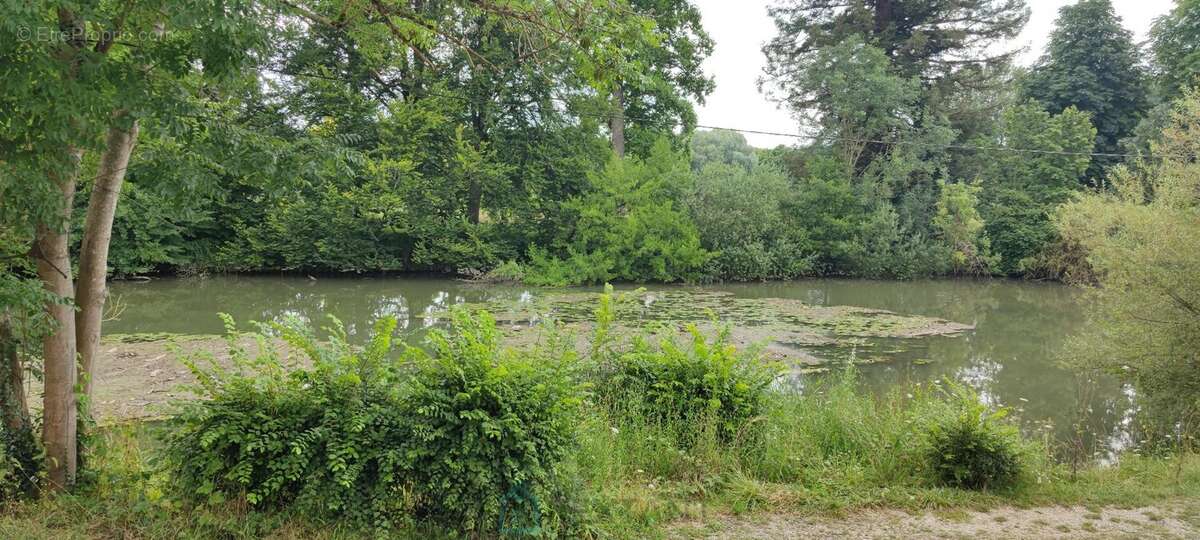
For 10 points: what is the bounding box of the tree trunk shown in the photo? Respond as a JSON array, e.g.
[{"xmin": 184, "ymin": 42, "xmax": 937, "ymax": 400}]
[
  {"xmin": 76, "ymin": 117, "xmax": 139, "ymax": 399},
  {"xmin": 610, "ymin": 83, "xmax": 626, "ymax": 158},
  {"xmin": 467, "ymin": 181, "xmax": 482, "ymax": 225},
  {"xmin": 467, "ymin": 110, "xmax": 486, "ymax": 225},
  {"xmin": 0, "ymin": 315, "xmax": 30, "ymax": 437},
  {"xmin": 32, "ymin": 149, "xmax": 81, "ymax": 491},
  {"xmin": 0, "ymin": 315, "xmax": 37, "ymax": 496}
]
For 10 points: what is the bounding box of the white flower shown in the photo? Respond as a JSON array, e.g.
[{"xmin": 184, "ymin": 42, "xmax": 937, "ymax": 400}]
[{"xmin": 610, "ymin": 427, "xmax": 620, "ymax": 435}]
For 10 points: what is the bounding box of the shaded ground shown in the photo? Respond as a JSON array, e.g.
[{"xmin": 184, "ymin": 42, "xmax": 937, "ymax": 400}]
[
  {"xmin": 671, "ymin": 500, "xmax": 1200, "ymax": 539},
  {"xmin": 29, "ymin": 334, "xmax": 296, "ymax": 423}
]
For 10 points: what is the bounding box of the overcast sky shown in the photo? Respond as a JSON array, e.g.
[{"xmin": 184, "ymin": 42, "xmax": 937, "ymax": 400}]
[{"xmin": 693, "ymin": 0, "xmax": 1176, "ymax": 147}]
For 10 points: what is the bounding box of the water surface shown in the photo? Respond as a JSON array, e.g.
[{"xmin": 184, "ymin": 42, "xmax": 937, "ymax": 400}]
[{"xmin": 107, "ymin": 276, "xmax": 1131, "ymax": 456}]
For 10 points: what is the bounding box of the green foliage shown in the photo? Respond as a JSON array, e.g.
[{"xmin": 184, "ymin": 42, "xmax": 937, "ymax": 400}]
[
  {"xmin": 979, "ymin": 103, "xmax": 1095, "ymax": 274},
  {"xmin": 925, "ymin": 387, "xmax": 1024, "ymax": 490},
  {"xmin": 690, "ymin": 129, "xmax": 758, "ymax": 171},
  {"xmin": 618, "ymin": 0, "xmax": 715, "ymax": 158},
  {"xmin": 688, "ymin": 163, "xmax": 814, "ymax": 280},
  {"xmin": 770, "ymin": 36, "xmax": 921, "ymax": 169},
  {"xmin": 529, "ymin": 141, "xmax": 711, "ymax": 284},
  {"xmin": 163, "ymin": 316, "xmax": 406, "ymax": 524},
  {"xmin": 602, "ymin": 323, "xmax": 780, "ymax": 445},
  {"xmin": 0, "ymin": 417, "xmax": 40, "ymax": 501},
  {"xmin": 763, "ymin": 0, "xmax": 1028, "ymax": 99},
  {"xmin": 162, "ymin": 309, "xmax": 584, "ymax": 534},
  {"xmin": 1150, "ymin": 0, "xmax": 1200, "ymax": 101},
  {"xmin": 1022, "ymin": 0, "xmax": 1148, "ymax": 181},
  {"xmin": 1057, "ymin": 90, "xmax": 1200, "ymax": 443},
  {"xmin": 584, "ymin": 285, "xmax": 779, "ymax": 448},
  {"xmin": 782, "ymin": 173, "xmax": 872, "ymax": 275},
  {"xmin": 934, "ymin": 182, "xmax": 997, "ymax": 275},
  {"xmin": 397, "ymin": 309, "xmax": 584, "ymax": 534}
]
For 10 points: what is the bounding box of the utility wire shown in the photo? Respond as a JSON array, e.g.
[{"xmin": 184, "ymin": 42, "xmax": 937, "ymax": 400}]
[{"xmin": 272, "ymin": 67, "xmax": 1155, "ymax": 160}]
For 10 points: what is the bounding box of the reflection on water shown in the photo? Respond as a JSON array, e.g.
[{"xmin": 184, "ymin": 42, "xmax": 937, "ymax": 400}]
[{"xmin": 107, "ymin": 276, "xmax": 1128, "ymax": 455}]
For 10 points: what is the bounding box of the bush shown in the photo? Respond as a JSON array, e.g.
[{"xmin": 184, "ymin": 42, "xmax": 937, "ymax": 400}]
[
  {"xmin": 163, "ymin": 310, "xmax": 584, "ymax": 535},
  {"xmin": 591, "ymin": 288, "xmax": 780, "ymax": 444},
  {"xmin": 925, "ymin": 387, "xmax": 1024, "ymax": 490},
  {"xmin": 397, "ymin": 309, "xmax": 584, "ymax": 534},
  {"xmin": 163, "ymin": 315, "xmax": 410, "ymax": 526},
  {"xmin": 0, "ymin": 423, "xmax": 39, "ymax": 500}
]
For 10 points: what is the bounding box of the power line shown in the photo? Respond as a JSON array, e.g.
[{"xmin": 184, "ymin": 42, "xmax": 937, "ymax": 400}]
[
  {"xmin": 270, "ymin": 68, "xmax": 1162, "ymax": 160},
  {"xmin": 690, "ymin": 124, "xmax": 1138, "ymax": 158}
]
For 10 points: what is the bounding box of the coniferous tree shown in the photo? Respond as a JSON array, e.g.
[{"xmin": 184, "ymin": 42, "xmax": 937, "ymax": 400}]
[{"xmin": 762, "ymin": 0, "xmax": 1029, "ymax": 106}]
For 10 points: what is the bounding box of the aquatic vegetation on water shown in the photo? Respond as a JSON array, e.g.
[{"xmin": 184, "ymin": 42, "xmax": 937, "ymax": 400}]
[{"xmin": 439, "ymin": 289, "xmax": 972, "ymax": 368}]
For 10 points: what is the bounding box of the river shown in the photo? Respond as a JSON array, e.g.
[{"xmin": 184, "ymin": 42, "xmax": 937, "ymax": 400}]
[{"xmin": 106, "ymin": 275, "xmax": 1133, "ymax": 457}]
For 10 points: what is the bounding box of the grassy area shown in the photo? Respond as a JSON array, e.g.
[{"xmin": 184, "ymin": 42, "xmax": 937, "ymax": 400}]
[{"xmin": 2, "ymin": 381, "xmax": 1197, "ymax": 539}]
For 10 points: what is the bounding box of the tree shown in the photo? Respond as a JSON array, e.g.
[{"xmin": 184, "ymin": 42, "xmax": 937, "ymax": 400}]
[
  {"xmin": 770, "ymin": 36, "xmax": 921, "ymax": 171},
  {"xmin": 977, "ymin": 103, "xmax": 1095, "ymax": 274},
  {"xmin": 763, "ymin": 0, "xmax": 1029, "ymax": 106},
  {"xmin": 1057, "ymin": 90, "xmax": 1200, "ymax": 442},
  {"xmin": 0, "ymin": 0, "xmax": 264, "ymax": 489},
  {"xmin": 933, "ymin": 181, "xmax": 996, "ymax": 275},
  {"xmin": 527, "ymin": 140, "xmax": 710, "ymax": 285},
  {"xmin": 1150, "ymin": 0, "xmax": 1200, "ymax": 102},
  {"xmin": 690, "ymin": 129, "xmax": 758, "ymax": 171},
  {"xmin": 608, "ymin": 0, "xmax": 714, "ymax": 157},
  {"xmin": 1022, "ymin": 0, "xmax": 1148, "ymax": 183},
  {"xmin": 688, "ymin": 162, "xmax": 814, "ymax": 280}
]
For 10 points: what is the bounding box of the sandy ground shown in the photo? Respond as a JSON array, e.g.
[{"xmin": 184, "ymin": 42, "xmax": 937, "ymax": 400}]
[
  {"xmin": 27, "ymin": 335, "xmax": 293, "ymax": 423},
  {"xmin": 670, "ymin": 501, "xmax": 1200, "ymax": 539}
]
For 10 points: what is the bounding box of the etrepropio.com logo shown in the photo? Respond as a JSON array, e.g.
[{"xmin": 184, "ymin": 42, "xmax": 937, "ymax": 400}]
[{"xmin": 12, "ymin": 26, "xmax": 170, "ymax": 44}]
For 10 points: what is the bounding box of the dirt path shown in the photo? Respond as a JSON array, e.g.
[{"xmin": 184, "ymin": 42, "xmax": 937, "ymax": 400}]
[{"xmin": 670, "ymin": 501, "xmax": 1200, "ymax": 539}]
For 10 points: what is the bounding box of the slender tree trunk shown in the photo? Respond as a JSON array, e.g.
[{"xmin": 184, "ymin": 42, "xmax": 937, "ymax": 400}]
[
  {"xmin": 467, "ymin": 181, "xmax": 482, "ymax": 225},
  {"xmin": 610, "ymin": 83, "xmax": 626, "ymax": 158},
  {"xmin": 467, "ymin": 110, "xmax": 486, "ymax": 225},
  {"xmin": 76, "ymin": 116, "xmax": 139, "ymax": 399},
  {"xmin": 32, "ymin": 149, "xmax": 81, "ymax": 491},
  {"xmin": 0, "ymin": 314, "xmax": 36, "ymax": 496},
  {"xmin": 0, "ymin": 315, "xmax": 30, "ymax": 437}
]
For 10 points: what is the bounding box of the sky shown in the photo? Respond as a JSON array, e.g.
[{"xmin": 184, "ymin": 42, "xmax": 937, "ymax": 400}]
[{"xmin": 692, "ymin": 0, "xmax": 1176, "ymax": 147}]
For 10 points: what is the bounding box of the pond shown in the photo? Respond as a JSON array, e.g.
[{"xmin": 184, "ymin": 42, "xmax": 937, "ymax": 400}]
[{"xmin": 106, "ymin": 275, "xmax": 1133, "ymax": 458}]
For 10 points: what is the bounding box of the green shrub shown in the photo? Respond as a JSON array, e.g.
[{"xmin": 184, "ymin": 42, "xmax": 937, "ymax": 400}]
[
  {"xmin": 527, "ymin": 140, "xmax": 711, "ymax": 285},
  {"xmin": 163, "ymin": 310, "xmax": 585, "ymax": 535},
  {"xmin": 0, "ymin": 423, "xmax": 39, "ymax": 500},
  {"xmin": 397, "ymin": 308, "xmax": 585, "ymax": 534},
  {"xmin": 163, "ymin": 315, "xmax": 410, "ymax": 526},
  {"xmin": 925, "ymin": 387, "xmax": 1024, "ymax": 490},
  {"xmin": 688, "ymin": 162, "xmax": 815, "ymax": 281},
  {"xmin": 478, "ymin": 260, "xmax": 525, "ymax": 283},
  {"xmin": 595, "ymin": 289, "xmax": 782, "ymax": 444}
]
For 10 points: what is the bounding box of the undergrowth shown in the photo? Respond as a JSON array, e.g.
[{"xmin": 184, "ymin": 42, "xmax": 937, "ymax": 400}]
[{"xmin": 1, "ymin": 286, "xmax": 1198, "ymax": 538}]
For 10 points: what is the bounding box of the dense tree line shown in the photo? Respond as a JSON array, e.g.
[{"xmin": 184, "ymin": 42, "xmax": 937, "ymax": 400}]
[{"xmin": 3, "ymin": 0, "xmax": 1200, "ymax": 491}]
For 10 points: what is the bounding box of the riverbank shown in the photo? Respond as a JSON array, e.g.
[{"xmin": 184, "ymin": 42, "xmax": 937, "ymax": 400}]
[
  {"xmin": 1, "ymin": 418, "xmax": 1196, "ymax": 539},
  {"xmin": 5, "ymin": 310, "xmax": 1198, "ymax": 538}
]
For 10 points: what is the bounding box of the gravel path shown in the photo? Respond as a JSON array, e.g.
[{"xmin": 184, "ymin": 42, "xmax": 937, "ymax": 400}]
[{"xmin": 671, "ymin": 502, "xmax": 1200, "ymax": 539}]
